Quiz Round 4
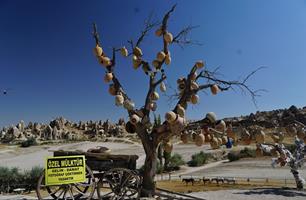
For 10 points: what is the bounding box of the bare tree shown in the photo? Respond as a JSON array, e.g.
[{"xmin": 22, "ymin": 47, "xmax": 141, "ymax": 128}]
[{"xmin": 92, "ymin": 5, "xmax": 262, "ymax": 196}]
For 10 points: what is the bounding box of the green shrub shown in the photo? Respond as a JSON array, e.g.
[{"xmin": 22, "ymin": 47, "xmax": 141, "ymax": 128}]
[
  {"xmin": 188, "ymin": 151, "xmax": 209, "ymax": 167},
  {"xmin": 228, "ymin": 147, "xmax": 256, "ymax": 162},
  {"xmin": 165, "ymin": 153, "xmax": 185, "ymax": 171},
  {"xmin": 0, "ymin": 166, "xmax": 43, "ymax": 193},
  {"xmin": 239, "ymin": 147, "xmax": 256, "ymax": 158},
  {"xmin": 227, "ymin": 152, "xmax": 240, "ymax": 162},
  {"xmin": 20, "ymin": 137, "xmax": 37, "ymax": 148}
]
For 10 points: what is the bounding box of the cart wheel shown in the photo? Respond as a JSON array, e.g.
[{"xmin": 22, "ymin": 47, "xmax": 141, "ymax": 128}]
[
  {"xmin": 97, "ymin": 168, "xmax": 140, "ymax": 199},
  {"xmin": 36, "ymin": 165, "xmax": 96, "ymax": 200}
]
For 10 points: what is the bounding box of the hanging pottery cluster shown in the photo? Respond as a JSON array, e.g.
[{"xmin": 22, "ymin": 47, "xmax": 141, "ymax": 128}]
[
  {"xmin": 132, "ymin": 46, "xmax": 143, "ymax": 69},
  {"xmin": 93, "ymin": 44, "xmax": 111, "ymax": 67}
]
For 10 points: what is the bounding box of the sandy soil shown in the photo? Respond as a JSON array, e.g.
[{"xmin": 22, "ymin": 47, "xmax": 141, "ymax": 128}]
[
  {"xmin": 190, "ymin": 188, "xmax": 306, "ymax": 200},
  {"xmin": 0, "ymin": 141, "xmax": 145, "ymax": 170}
]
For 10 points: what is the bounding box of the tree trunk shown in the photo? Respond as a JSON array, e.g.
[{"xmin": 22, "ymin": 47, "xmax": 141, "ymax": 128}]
[
  {"xmin": 291, "ymin": 169, "xmax": 304, "ymax": 190},
  {"xmin": 141, "ymin": 150, "xmax": 158, "ymax": 197}
]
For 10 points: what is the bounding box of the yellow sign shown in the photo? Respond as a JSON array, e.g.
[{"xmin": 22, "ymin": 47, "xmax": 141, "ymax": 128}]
[{"xmin": 45, "ymin": 155, "xmax": 86, "ymax": 185}]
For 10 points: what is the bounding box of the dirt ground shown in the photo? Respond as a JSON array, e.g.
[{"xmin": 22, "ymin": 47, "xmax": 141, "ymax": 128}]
[{"xmin": 1, "ymin": 140, "xmax": 306, "ymax": 200}]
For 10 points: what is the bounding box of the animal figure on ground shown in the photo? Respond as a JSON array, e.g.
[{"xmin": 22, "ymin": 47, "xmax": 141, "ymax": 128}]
[
  {"xmin": 182, "ymin": 178, "xmax": 195, "ymax": 186},
  {"xmin": 224, "ymin": 178, "xmax": 236, "ymax": 184},
  {"xmin": 211, "ymin": 177, "xmax": 224, "ymax": 184},
  {"xmin": 203, "ymin": 177, "xmax": 211, "ymax": 184}
]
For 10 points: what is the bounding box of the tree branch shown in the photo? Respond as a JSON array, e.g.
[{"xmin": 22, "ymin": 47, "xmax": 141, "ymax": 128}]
[{"xmin": 172, "ymin": 25, "xmax": 202, "ymax": 47}]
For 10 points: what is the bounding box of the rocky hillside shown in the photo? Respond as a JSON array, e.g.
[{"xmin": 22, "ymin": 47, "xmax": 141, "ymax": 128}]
[
  {"xmin": 1, "ymin": 105, "xmax": 305, "ymax": 144},
  {"xmin": 223, "ymin": 105, "xmax": 306, "ymax": 128},
  {"xmin": 0, "ymin": 117, "xmax": 127, "ymax": 144}
]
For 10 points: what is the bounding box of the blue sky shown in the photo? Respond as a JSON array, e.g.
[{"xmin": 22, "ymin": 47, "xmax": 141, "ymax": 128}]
[{"xmin": 0, "ymin": 0, "xmax": 306, "ymax": 127}]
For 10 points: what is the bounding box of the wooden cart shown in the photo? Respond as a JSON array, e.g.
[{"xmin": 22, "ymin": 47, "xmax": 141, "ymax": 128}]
[{"xmin": 36, "ymin": 150, "xmax": 140, "ymax": 200}]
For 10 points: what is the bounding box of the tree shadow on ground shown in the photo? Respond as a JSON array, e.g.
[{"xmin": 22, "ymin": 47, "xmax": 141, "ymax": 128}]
[{"xmin": 234, "ymin": 187, "xmax": 306, "ymax": 197}]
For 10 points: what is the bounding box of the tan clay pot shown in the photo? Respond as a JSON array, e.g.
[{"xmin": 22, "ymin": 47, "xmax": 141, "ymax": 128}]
[
  {"xmin": 108, "ymin": 84, "xmax": 117, "ymax": 96},
  {"xmin": 164, "ymin": 32, "xmax": 173, "ymax": 43},
  {"xmin": 216, "ymin": 120, "xmax": 226, "ymax": 132},
  {"xmin": 125, "ymin": 121, "xmax": 136, "ymax": 133},
  {"xmin": 132, "ymin": 55, "xmax": 141, "ymax": 69},
  {"xmin": 210, "ymin": 138, "xmax": 219, "ymax": 149},
  {"xmin": 195, "ymin": 134, "xmax": 205, "ymax": 146},
  {"xmin": 205, "ymin": 134, "xmax": 212, "ymax": 143},
  {"xmin": 210, "ymin": 84, "xmax": 219, "ymax": 95},
  {"xmin": 123, "ymin": 100, "xmax": 135, "ymax": 111},
  {"xmin": 155, "ymin": 28, "xmax": 162, "ymax": 37},
  {"xmin": 104, "ymin": 73, "xmax": 113, "ymax": 83},
  {"xmin": 150, "ymin": 91, "xmax": 160, "ymax": 101},
  {"xmin": 120, "ymin": 47, "xmax": 128, "ymax": 57},
  {"xmin": 177, "ymin": 104, "xmax": 185, "ymax": 118},
  {"xmin": 191, "ymin": 82, "xmax": 199, "ymax": 90},
  {"xmin": 160, "ymin": 82, "xmax": 166, "ymax": 92},
  {"xmin": 165, "ymin": 54, "xmax": 171, "ymax": 65},
  {"xmin": 156, "ymin": 51, "xmax": 166, "ymax": 62},
  {"xmin": 206, "ymin": 112, "xmax": 217, "ymax": 123},
  {"xmin": 195, "ymin": 60, "xmax": 204, "ymax": 68},
  {"xmin": 93, "ymin": 45, "xmax": 103, "ymax": 57},
  {"xmin": 221, "ymin": 136, "xmax": 228, "ymax": 145},
  {"xmin": 165, "ymin": 111, "xmax": 177, "ymax": 123},
  {"xmin": 133, "ymin": 47, "xmax": 143, "ymax": 57},
  {"xmin": 130, "ymin": 114, "xmax": 140, "ymax": 125},
  {"xmin": 152, "ymin": 60, "xmax": 160, "ymax": 69},
  {"xmin": 190, "ymin": 94, "xmax": 199, "ymax": 104},
  {"xmin": 115, "ymin": 94, "xmax": 124, "ymax": 106}
]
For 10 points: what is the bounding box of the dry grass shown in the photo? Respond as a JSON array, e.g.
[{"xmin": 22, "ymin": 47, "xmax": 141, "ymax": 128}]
[{"xmin": 156, "ymin": 179, "xmax": 296, "ymax": 193}]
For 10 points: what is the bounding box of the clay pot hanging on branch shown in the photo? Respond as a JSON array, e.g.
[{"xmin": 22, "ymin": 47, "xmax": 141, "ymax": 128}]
[
  {"xmin": 164, "ymin": 32, "xmax": 173, "ymax": 43},
  {"xmin": 195, "ymin": 60, "xmax": 205, "ymax": 69},
  {"xmin": 210, "ymin": 84, "xmax": 219, "ymax": 95},
  {"xmin": 206, "ymin": 112, "xmax": 217, "ymax": 124},
  {"xmin": 93, "ymin": 44, "xmax": 103, "ymax": 57},
  {"xmin": 210, "ymin": 137, "xmax": 219, "ymax": 149},
  {"xmin": 150, "ymin": 91, "xmax": 160, "ymax": 101},
  {"xmin": 195, "ymin": 133, "xmax": 205, "ymax": 146},
  {"xmin": 160, "ymin": 82, "xmax": 166, "ymax": 92},
  {"xmin": 165, "ymin": 53, "xmax": 171, "ymax": 65},
  {"xmin": 191, "ymin": 82, "xmax": 199, "ymax": 90},
  {"xmin": 156, "ymin": 51, "xmax": 166, "ymax": 62},
  {"xmin": 215, "ymin": 120, "xmax": 226, "ymax": 132},
  {"xmin": 120, "ymin": 46, "xmax": 128, "ymax": 57},
  {"xmin": 104, "ymin": 73, "xmax": 113, "ymax": 83},
  {"xmin": 130, "ymin": 114, "xmax": 140, "ymax": 125},
  {"xmin": 123, "ymin": 100, "xmax": 135, "ymax": 111},
  {"xmin": 98, "ymin": 56, "xmax": 111, "ymax": 67},
  {"xmin": 125, "ymin": 121, "xmax": 136, "ymax": 133},
  {"xmin": 177, "ymin": 104, "xmax": 185, "ymax": 118},
  {"xmin": 155, "ymin": 28, "xmax": 162, "ymax": 37},
  {"xmin": 133, "ymin": 47, "xmax": 143, "ymax": 57},
  {"xmin": 221, "ymin": 136, "xmax": 228, "ymax": 145},
  {"xmin": 108, "ymin": 84, "xmax": 117, "ymax": 96},
  {"xmin": 132, "ymin": 55, "xmax": 142, "ymax": 69},
  {"xmin": 115, "ymin": 94, "xmax": 124, "ymax": 106},
  {"xmin": 190, "ymin": 94, "xmax": 199, "ymax": 104},
  {"xmin": 165, "ymin": 111, "xmax": 177, "ymax": 124}
]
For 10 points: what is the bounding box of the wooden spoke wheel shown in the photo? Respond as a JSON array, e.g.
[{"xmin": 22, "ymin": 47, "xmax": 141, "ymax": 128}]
[
  {"xmin": 97, "ymin": 168, "xmax": 140, "ymax": 199},
  {"xmin": 36, "ymin": 165, "xmax": 96, "ymax": 200}
]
